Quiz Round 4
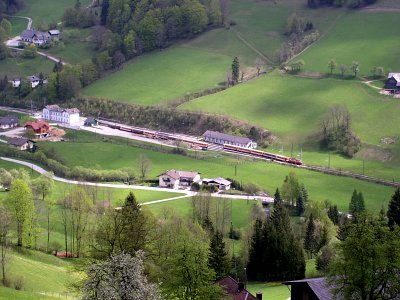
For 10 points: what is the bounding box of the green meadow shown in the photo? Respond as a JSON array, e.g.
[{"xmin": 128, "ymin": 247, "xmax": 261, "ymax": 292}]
[
  {"xmin": 82, "ymin": 47, "xmax": 231, "ymax": 105},
  {"xmin": 296, "ymin": 12, "xmax": 400, "ymax": 76},
  {"xmin": 0, "ymin": 55, "xmax": 54, "ymax": 78},
  {"xmin": 36, "ymin": 138, "xmax": 396, "ymax": 212}
]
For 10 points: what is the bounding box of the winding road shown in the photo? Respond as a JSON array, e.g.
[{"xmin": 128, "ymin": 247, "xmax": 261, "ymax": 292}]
[{"xmin": 0, "ymin": 157, "xmax": 274, "ymax": 205}]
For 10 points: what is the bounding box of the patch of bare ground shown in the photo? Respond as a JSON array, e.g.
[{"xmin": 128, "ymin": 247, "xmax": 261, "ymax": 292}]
[
  {"xmin": 355, "ymin": 144, "xmax": 394, "ymax": 162},
  {"xmin": 293, "ymin": 70, "xmax": 327, "ymax": 79}
]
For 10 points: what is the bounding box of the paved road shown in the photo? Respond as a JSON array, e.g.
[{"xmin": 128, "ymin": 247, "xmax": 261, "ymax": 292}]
[
  {"xmin": 11, "ymin": 15, "xmax": 32, "ymax": 29},
  {"xmin": 0, "ymin": 157, "xmax": 273, "ymax": 203}
]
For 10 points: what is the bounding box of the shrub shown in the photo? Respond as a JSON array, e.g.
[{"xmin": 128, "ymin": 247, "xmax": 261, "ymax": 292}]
[{"xmin": 14, "ymin": 276, "xmax": 25, "ymax": 290}]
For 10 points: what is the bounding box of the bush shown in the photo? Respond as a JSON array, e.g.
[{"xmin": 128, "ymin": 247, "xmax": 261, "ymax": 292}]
[
  {"xmin": 14, "ymin": 276, "xmax": 25, "ymax": 290},
  {"xmin": 2, "ymin": 276, "xmax": 11, "ymax": 287}
]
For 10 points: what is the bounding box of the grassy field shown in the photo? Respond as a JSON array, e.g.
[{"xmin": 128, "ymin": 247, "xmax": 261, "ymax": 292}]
[
  {"xmin": 35, "ymin": 137, "xmax": 397, "ymax": 213},
  {"xmin": 0, "ymin": 55, "xmax": 54, "ymax": 78},
  {"xmin": 82, "ymin": 47, "xmax": 231, "ymax": 105},
  {"xmin": 9, "ymin": 17, "xmax": 28, "ymax": 36},
  {"xmin": 247, "ymin": 282, "xmax": 290, "ymax": 300},
  {"xmin": 16, "ymin": 0, "xmax": 91, "ymax": 24},
  {"xmin": 296, "ymin": 12, "xmax": 400, "ymax": 76},
  {"xmin": 0, "ymin": 248, "xmax": 78, "ymax": 299}
]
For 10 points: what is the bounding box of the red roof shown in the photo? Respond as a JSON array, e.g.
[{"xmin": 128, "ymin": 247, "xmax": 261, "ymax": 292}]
[
  {"xmin": 216, "ymin": 276, "xmax": 258, "ymax": 300},
  {"xmin": 25, "ymin": 120, "xmax": 49, "ymax": 130}
]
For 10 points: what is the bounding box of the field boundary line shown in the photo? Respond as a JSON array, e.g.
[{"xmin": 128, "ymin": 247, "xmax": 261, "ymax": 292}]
[{"xmin": 234, "ymin": 32, "xmax": 274, "ymax": 64}]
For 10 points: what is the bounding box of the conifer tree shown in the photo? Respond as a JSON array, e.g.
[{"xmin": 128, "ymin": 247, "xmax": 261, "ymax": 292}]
[
  {"xmin": 304, "ymin": 213, "xmax": 316, "ymax": 259},
  {"xmin": 247, "ymin": 219, "xmax": 264, "ymax": 280},
  {"xmin": 349, "ymin": 189, "xmax": 365, "ymax": 216},
  {"xmin": 387, "ymin": 188, "xmax": 400, "ymax": 228},
  {"xmin": 274, "ymin": 188, "xmax": 281, "ymax": 205},
  {"xmin": 300, "ymin": 183, "xmax": 308, "ymax": 202},
  {"xmin": 231, "ymin": 57, "xmax": 240, "ymax": 84},
  {"xmin": 297, "ymin": 194, "xmax": 304, "ymax": 216},
  {"xmin": 327, "ymin": 205, "xmax": 339, "ymax": 225},
  {"xmin": 208, "ymin": 230, "xmax": 229, "ymax": 279}
]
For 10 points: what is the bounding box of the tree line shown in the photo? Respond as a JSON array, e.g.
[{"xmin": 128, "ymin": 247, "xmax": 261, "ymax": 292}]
[{"xmin": 307, "ymin": 0, "xmax": 378, "ymax": 8}]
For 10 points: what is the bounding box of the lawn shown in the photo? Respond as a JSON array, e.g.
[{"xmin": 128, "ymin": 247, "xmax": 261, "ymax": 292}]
[
  {"xmin": 0, "ymin": 55, "xmax": 54, "ymax": 78},
  {"xmin": 35, "ymin": 138, "xmax": 397, "ymax": 213},
  {"xmin": 0, "ymin": 286, "xmax": 59, "ymax": 300},
  {"xmin": 81, "ymin": 47, "xmax": 231, "ymax": 105},
  {"xmin": 296, "ymin": 12, "xmax": 400, "ymax": 76},
  {"xmin": 9, "ymin": 17, "xmax": 28, "ymax": 37},
  {"xmin": 17, "ymin": 0, "xmax": 92, "ymax": 24},
  {"xmin": 247, "ymin": 282, "xmax": 290, "ymax": 300}
]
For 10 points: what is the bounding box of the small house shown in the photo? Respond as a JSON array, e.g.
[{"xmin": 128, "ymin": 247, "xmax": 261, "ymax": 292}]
[
  {"xmin": 48, "ymin": 29, "xmax": 60, "ymax": 41},
  {"xmin": 384, "ymin": 73, "xmax": 400, "ymax": 94},
  {"xmin": 84, "ymin": 117, "xmax": 98, "ymax": 126},
  {"xmin": 203, "ymin": 130, "xmax": 257, "ymax": 149},
  {"xmin": 27, "ymin": 75, "xmax": 41, "ymax": 88},
  {"xmin": 10, "ymin": 78, "xmax": 21, "ymax": 88},
  {"xmin": 283, "ymin": 277, "xmax": 338, "ymax": 300},
  {"xmin": 159, "ymin": 170, "xmax": 201, "ymax": 189},
  {"xmin": 8, "ymin": 137, "xmax": 34, "ymax": 151},
  {"xmin": 24, "ymin": 120, "xmax": 50, "ymax": 138},
  {"xmin": 20, "ymin": 29, "xmax": 50, "ymax": 46},
  {"xmin": 0, "ymin": 116, "xmax": 19, "ymax": 129},
  {"xmin": 202, "ymin": 177, "xmax": 232, "ymax": 191},
  {"xmin": 216, "ymin": 276, "xmax": 260, "ymax": 300},
  {"xmin": 42, "ymin": 105, "xmax": 80, "ymax": 124}
]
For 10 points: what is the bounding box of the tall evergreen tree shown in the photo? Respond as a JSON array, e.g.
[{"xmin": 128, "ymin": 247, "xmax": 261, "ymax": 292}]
[
  {"xmin": 231, "ymin": 57, "xmax": 239, "ymax": 84},
  {"xmin": 387, "ymin": 188, "xmax": 400, "ymax": 228},
  {"xmin": 297, "ymin": 194, "xmax": 304, "ymax": 216},
  {"xmin": 304, "ymin": 213, "xmax": 316, "ymax": 259},
  {"xmin": 208, "ymin": 230, "xmax": 229, "ymax": 279},
  {"xmin": 100, "ymin": 0, "xmax": 110, "ymax": 26},
  {"xmin": 300, "ymin": 183, "xmax": 308, "ymax": 202},
  {"xmin": 274, "ymin": 188, "xmax": 281, "ymax": 205},
  {"xmin": 327, "ymin": 204, "xmax": 339, "ymax": 225},
  {"xmin": 349, "ymin": 189, "xmax": 365, "ymax": 216},
  {"xmin": 247, "ymin": 219, "xmax": 264, "ymax": 280}
]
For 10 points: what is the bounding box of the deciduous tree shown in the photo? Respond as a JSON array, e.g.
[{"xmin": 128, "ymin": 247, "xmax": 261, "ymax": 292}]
[
  {"xmin": 0, "ymin": 205, "xmax": 11, "ymax": 284},
  {"xmin": 231, "ymin": 56, "xmax": 239, "ymax": 84},
  {"xmin": 328, "ymin": 59, "xmax": 337, "ymax": 74}
]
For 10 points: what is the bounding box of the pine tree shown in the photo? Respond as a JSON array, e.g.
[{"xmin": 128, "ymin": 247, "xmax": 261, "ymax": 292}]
[
  {"xmin": 297, "ymin": 194, "xmax": 304, "ymax": 216},
  {"xmin": 231, "ymin": 57, "xmax": 239, "ymax": 84},
  {"xmin": 274, "ymin": 188, "xmax": 281, "ymax": 205},
  {"xmin": 208, "ymin": 230, "xmax": 229, "ymax": 279},
  {"xmin": 327, "ymin": 205, "xmax": 339, "ymax": 225},
  {"xmin": 300, "ymin": 183, "xmax": 308, "ymax": 202},
  {"xmin": 304, "ymin": 213, "xmax": 316, "ymax": 259},
  {"xmin": 349, "ymin": 189, "xmax": 365, "ymax": 216},
  {"xmin": 387, "ymin": 188, "xmax": 400, "ymax": 228},
  {"xmin": 247, "ymin": 219, "xmax": 264, "ymax": 280},
  {"xmin": 357, "ymin": 192, "xmax": 365, "ymax": 213},
  {"xmin": 100, "ymin": 0, "xmax": 110, "ymax": 26}
]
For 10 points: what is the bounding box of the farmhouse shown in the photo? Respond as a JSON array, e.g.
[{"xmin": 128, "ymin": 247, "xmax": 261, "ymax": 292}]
[
  {"xmin": 202, "ymin": 177, "xmax": 232, "ymax": 191},
  {"xmin": 159, "ymin": 170, "xmax": 201, "ymax": 189},
  {"xmin": 10, "ymin": 78, "xmax": 21, "ymax": 88},
  {"xmin": 20, "ymin": 29, "xmax": 50, "ymax": 46},
  {"xmin": 8, "ymin": 137, "xmax": 34, "ymax": 151},
  {"xmin": 43, "ymin": 105, "xmax": 80, "ymax": 124},
  {"xmin": 24, "ymin": 120, "xmax": 50, "ymax": 138},
  {"xmin": 216, "ymin": 276, "xmax": 259, "ymax": 300},
  {"xmin": 0, "ymin": 116, "xmax": 19, "ymax": 129},
  {"xmin": 283, "ymin": 277, "xmax": 337, "ymax": 300},
  {"xmin": 27, "ymin": 75, "xmax": 41, "ymax": 88},
  {"xmin": 384, "ymin": 73, "xmax": 400, "ymax": 93},
  {"xmin": 203, "ymin": 130, "xmax": 257, "ymax": 149}
]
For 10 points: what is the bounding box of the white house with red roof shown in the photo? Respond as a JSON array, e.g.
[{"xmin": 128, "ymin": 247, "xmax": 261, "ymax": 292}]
[{"xmin": 158, "ymin": 170, "xmax": 201, "ymax": 189}]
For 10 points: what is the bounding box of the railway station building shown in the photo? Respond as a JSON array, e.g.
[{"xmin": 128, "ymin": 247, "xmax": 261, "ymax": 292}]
[{"xmin": 202, "ymin": 130, "xmax": 257, "ymax": 149}]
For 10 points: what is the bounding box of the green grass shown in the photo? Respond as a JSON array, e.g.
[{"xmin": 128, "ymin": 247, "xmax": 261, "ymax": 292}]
[
  {"xmin": 82, "ymin": 47, "xmax": 231, "ymax": 105},
  {"xmin": 35, "ymin": 137, "xmax": 396, "ymax": 213},
  {"xmin": 2, "ymin": 248, "xmax": 78, "ymax": 294},
  {"xmin": 0, "ymin": 286, "xmax": 59, "ymax": 300},
  {"xmin": 10, "ymin": 17, "xmax": 28, "ymax": 36},
  {"xmin": 296, "ymin": 12, "xmax": 400, "ymax": 76},
  {"xmin": 247, "ymin": 282, "xmax": 290, "ymax": 300},
  {"xmin": 0, "ymin": 55, "xmax": 54, "ymax": 78},
  {"xmin": 17, "ymin": 0, "xmax": 91, "ymax": 24}
]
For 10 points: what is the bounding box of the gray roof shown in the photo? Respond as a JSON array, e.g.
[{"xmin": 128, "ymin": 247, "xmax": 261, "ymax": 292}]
[
  {"xmin": 27, "ymin": 75, "xmax": 40, "ymax": 82},
  {"xmin": 203, "ymin": 177, "xmax": 231, "ymax": 186},
  {"xmin": 48, "ymin": 29, "xmax": 60, "ymax": 35},
  {"xmin": 0, "ymin": 116, "xmax": 19, "ymax": 125},
  {"xmin": 283, "ymin": 277, "xmax": 337, "ymax": 300},
  {"xmin": 85, "ymin": 117, "xmax": 96, "ymax": 123},
  {"xmin": 202, "ymin": 130, "xmax": 252, "ymax": 145},
  {"xmin": 21, "ymin": 29, "xmax": 50, "ymax": 40},
  {"xmin": 8, "ymin": 137, "xmax": 29, "ymax": 147},
  {"xmin": 387, "ymin": 73, "xmax": 400, "ymax": 86},
  {"xmin": 45, "ymin": 105, "xmax": 80, "ymax": 114}
]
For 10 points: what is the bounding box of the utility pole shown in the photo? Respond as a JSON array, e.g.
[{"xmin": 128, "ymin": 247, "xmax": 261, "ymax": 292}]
[
  {"xmin": 291, "ymin": 142, "xmax": 293, "ymax": 157},
  {"xmin": 299, "ymin": 144, "xmax": 302, "ymax": 161},
  {"xmin": 362, "ymin": 160, "xmax": 365, "ymax": 175},
  {"xmin": 328, "ymin": 152, "xmax": 331, "ymax": 169},
  {"xmin": 235, "ymin": 164, "xmax": 237, "ymax": 176}
]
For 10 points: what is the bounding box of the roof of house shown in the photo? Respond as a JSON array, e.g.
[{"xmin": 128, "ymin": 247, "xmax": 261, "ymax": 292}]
[
  {"xmin": 160, "ymin": 170, "xmax": 200, "ymax": 180},
  {"xmin": 27, "ymin": 75, "xmax": 40, "ymax": 82},
  {"xmin": 216, "ymin": 276, "xmax": 258, "ymax": 300},
  {"xmin": 203, "ymin": 130, "xmax": 252, "ymax": 145},
  {"xmin": 0, "ymin": 116, "xmax": 19, "ymax": 125},
  {"xmin": 48, "ymin": 29, "xmax": 60, "ymax": 35},
  {"xmin": 203, "ymin": 177, "xmax": 232, "ymax": 186},
  {"xmin": 45, "ymin": 105, "xmax": 80, "ymax": 114},
  {"xmin": 25, "ymin": 120, "xmax": 50, "ymax": 130},
  {"xmin": 8, "ymin": 137, "xmax": 30, "ymax": 147},
  {"xmin": 21, "ymin": 29, "xmax": 50, "ymax": 40},
  {"xmin": 387, "ymin": 73, "xmax": 400, "ymax": 86},
  {"xmin": 84, "ymin": 117, "xmax": 97, "ymax": 123},
  {"xmin": 283, "ymin": 277, "xmax": 337, "ymax": 300}
]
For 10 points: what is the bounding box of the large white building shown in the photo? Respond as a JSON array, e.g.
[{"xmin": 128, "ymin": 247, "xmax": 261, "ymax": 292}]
[
  {"xmin": 159, "ymin": 170, "xmax": 201, "ymax": 189},
  {"xmin": 202, "ymin": 130, "xmax": 257, "ymax": 149},
  {"xmin": 42, "ymin": 105, "xmax": 80, "ymax": 124}
]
